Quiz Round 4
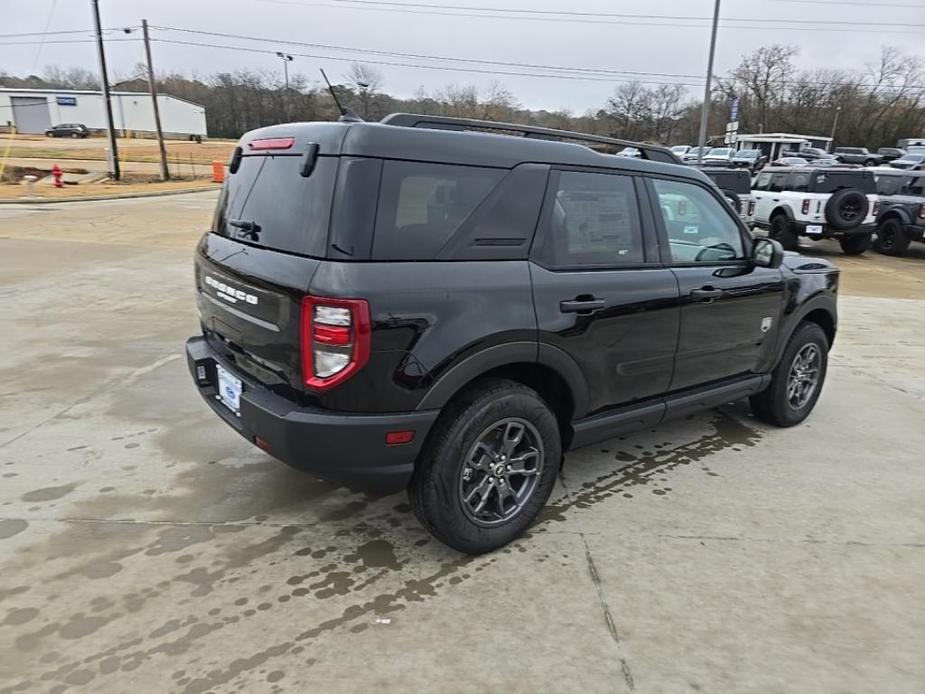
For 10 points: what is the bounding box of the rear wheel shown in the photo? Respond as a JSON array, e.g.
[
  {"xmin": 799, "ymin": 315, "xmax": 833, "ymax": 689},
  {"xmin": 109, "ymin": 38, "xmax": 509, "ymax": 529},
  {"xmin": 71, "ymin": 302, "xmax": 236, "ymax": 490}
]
[
  {"xmin": 839, "ymin": 233, "xmax": 872, "ymax": 255},
  {"xmin": 71, "ymin": 132, "xmax": 80, "ymax": 139},
  {"xmin": 770, "ymin": 214, "xmax": 798, "ymax": 251},
  {"xmin": 864, "ymin": 159, "xmax": 876, "ymax": 167},
  {"xmin": 875, "ymin": 218, "xmax": 911, "ymax": 256},
  {"xmin": 750, "ymin": 322, "xmax": 828, "ymax": 427},
  {"xmin": 409, "ymin": 379, "xmax": 561, "ymax": 554}
]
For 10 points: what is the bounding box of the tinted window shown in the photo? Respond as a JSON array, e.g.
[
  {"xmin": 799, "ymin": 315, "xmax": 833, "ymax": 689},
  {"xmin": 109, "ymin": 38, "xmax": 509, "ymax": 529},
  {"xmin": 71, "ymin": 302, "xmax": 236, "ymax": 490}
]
[
  {"xmin": 790, "ymin": 172, "xmax": 811, "ymax": 191},
  {"xmin": 769, "ymin": 173, "xmax": 789, "ymax": 192},
  {"xmin": 653, "ymin": 179, "xmax": 746, "ymax": 263},
  {"xmin": 213, "ymin": 154, "xmax": 337, "ymax": 257},
  {"xmin": 905, "ymin": 176, "xmax": 925, "ymax": 196},
  {"xmin": 754, "ymin": 172, "xmax": 772, "ymax": 190},
  {"xmin": 704, "ymin": 171, "xmax": 750, "ymax": 194},
  {"xmin": 875, "ymin": 174, "xmax": 905, "ymax": 196},
  {"xmin": 808, "ymin": 171, "xmax": 875, "ymax": 194},
  {"xmin": 535, "ymin": 171, "xmax": 643, "ymax": 267},
  {"xmin": 372, "ymin": 161, "xmax": 503, "ymax": 260}
]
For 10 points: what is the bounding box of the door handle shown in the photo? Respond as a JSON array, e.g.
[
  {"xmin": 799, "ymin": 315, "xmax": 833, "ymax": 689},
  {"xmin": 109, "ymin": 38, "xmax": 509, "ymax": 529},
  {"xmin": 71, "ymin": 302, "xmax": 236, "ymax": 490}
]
[
  {"xmin": 560, "ymin": 298, "xmax": 606, "ymax": 314},
  {"xmin": 690, "ymin": 287, "xmax": 725, "ymax": 302}
]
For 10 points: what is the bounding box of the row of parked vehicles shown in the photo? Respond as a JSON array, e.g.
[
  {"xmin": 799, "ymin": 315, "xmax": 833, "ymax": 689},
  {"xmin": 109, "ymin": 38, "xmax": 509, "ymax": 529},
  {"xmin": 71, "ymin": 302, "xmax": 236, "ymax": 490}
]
[
  {"xmin": 697, "ymin": 164, "xmax": 924, "ymax": 256},
  {"xmin": 665, "ymin": 143, "xmax": 925, "ymax": 174}
]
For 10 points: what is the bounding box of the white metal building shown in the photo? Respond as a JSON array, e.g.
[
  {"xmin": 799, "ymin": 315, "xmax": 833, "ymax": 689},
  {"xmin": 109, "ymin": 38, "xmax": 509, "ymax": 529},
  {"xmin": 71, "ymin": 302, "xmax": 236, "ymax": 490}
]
[
  {"xmin": 735, "ymin": 133, "xmax": 834, "ymax": 160},
  {"xmin": 0, "ymin": 88, "xmax": 207, "ymax": 139}
]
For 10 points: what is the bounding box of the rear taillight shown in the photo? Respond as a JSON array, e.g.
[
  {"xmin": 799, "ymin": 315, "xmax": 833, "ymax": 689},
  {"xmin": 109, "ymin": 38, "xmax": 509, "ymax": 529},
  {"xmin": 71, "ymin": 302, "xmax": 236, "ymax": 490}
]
[
  {"xmin": 872, "ymin": 201, "xmax": 880, "ymax": 217},
  {"xmin": 748, "ymin": 200, "xmax": 756, "ymax": 216},
  {"xmin": 801, "ymin": 199, "xmax": 811, "ymax": 214},
  {"xmin": 919, "ymin": 204, "xmax": 925, "ymax": 220},
  {"xmin": 300, "ymin": 295, "xmax": 371, "ymax": 391}
]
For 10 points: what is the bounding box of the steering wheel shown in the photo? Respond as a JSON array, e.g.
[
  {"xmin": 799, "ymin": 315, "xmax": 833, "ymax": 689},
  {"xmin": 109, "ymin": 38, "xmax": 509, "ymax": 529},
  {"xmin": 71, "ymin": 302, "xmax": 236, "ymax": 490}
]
[{"xmin": 695, "ymin": 242, "xmax": 736, "ymax": 262}]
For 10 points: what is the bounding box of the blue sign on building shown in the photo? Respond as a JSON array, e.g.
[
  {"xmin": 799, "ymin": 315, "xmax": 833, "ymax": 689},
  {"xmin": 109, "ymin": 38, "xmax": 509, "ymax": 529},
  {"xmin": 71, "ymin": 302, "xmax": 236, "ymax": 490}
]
[{"xmin": 56, "ymin": 96, "xmax": 77, "ymax": 106}]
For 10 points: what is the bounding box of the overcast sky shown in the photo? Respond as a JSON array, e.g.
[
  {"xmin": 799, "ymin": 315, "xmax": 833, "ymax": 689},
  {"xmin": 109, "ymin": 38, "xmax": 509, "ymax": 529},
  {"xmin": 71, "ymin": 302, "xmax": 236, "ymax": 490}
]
[{"xmin": 2, "ymin": 0, "xmax": 924, "ymax": 113}]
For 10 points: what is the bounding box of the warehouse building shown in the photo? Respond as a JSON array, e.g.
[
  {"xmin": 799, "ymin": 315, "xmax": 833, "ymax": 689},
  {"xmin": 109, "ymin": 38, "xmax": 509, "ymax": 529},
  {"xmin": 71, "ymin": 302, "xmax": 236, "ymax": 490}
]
[{"xmin": 0, "ymin": 88, "xmax": 207, "ymax": 139}]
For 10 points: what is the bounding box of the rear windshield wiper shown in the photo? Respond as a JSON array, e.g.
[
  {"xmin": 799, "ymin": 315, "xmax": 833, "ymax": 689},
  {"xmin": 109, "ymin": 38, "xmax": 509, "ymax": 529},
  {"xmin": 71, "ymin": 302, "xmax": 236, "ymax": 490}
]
[{"xmin": 228, "ymin": 218, "xmax": 262, "ymax": 240}]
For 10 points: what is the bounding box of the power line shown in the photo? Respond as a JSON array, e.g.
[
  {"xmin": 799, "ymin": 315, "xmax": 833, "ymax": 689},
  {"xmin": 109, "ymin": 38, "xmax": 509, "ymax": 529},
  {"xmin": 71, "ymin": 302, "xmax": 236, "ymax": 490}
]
[
  {"xmin": 254, "ymin": 0, "xmax": 925, "ymax": 32},
  {"xmin": 148, "ymin": 27, "xmax": 925, "ymax": 91},
  {"xmin": 150, "ymin": 38, "xmax": 708, "ymax": 86},
  {"xmin": 31, "ymin": 0, "xmax": 59, "ymax": 70},
  {"xmin": 0, "ymin": 27, "xmax": 131, "ymax": 38}
]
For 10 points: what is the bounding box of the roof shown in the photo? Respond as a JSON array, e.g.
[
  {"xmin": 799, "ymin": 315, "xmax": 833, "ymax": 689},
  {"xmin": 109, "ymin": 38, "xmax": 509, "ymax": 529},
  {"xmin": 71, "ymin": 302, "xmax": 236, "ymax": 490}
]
[
  {"xmin": 0, "ymin": 87, "xmax": 204, "ymax": 109},
  {"xmin": 737, "ymin": 133, "xmax": 833, "ymax": 143},
  {"xmin": 242, "ymin": 120, "xmax": 705, "ymax": 181}
]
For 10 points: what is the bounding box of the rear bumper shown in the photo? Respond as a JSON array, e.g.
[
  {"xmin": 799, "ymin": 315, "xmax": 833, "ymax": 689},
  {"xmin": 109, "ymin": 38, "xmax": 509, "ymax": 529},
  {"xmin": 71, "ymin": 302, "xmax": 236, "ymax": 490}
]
[
  {"xmin": 792, "ymin": 221, "xmax": 876, "ymax": 238},
  {"xmin": 186, "ymin": 336, "xmax": 438, "ymax": 490},
  {"xmin": 902, "ymin": 224, "xmax": 925, "ymax": 241}
]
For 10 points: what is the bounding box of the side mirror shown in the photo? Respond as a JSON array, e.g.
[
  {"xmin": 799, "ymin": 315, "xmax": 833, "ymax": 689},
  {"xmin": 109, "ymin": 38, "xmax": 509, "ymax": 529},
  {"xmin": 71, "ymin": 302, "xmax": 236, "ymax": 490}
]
[{"xmin": 752, "ymin": 237, "xmax": 784, "ymax": 269}]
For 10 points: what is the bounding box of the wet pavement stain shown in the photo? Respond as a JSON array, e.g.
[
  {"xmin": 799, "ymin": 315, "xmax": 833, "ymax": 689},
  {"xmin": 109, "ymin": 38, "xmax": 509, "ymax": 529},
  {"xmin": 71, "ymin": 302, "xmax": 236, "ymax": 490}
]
[
  {"xmin": 0, "ymin": 519, "xmax": 28, "ymax": 539},
  {"xmin": 20, "ymin": 483, "xmax": 77, "ymax": 503}
]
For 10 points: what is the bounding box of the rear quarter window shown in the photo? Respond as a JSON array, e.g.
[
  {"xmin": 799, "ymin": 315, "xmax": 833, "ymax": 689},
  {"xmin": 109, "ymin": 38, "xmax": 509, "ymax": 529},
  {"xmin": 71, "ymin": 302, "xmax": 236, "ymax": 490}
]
[
  {"xmin": 808, "ymin": 171, "xmax": 875, "ymax": 194},
  {"xmin": 372, "ymin": 161, "xmax": 504, "ymax": 260}
]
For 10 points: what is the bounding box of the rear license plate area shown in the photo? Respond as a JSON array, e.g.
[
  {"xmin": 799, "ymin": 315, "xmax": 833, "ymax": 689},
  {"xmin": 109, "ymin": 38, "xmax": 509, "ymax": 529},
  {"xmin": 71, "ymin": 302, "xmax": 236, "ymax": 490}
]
[{"xmin": 215, "ymin": 363, "xmax": 242, "ymax": 416}]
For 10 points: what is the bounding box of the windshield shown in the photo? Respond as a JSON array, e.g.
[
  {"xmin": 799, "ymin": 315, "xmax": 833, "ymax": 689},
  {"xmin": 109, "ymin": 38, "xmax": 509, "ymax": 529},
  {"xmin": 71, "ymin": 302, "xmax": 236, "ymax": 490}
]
[
  {"xmin": 707, "ymin": 148, "xmax": 732, "ymax": 156},
  {"xmin": 735, "ymin": 150, "xmax": 759, "ymax": 158},
  {"xmin": 899, "ymin": 154, "xmax": 925, "ymax": 162}
]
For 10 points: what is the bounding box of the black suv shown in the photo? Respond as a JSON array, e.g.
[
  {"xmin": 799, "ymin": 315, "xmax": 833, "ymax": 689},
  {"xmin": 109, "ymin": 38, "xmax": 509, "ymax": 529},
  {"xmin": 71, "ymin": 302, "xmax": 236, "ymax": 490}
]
[
  {"xmin": 872, "ymin": 169, "xmax": 925, "ymax": 256},
  {"xmin": 44, "ymin": 123, "xmax": 89, "ymax": 138},
  {"xmin": 186, "ymin": 114, "xmax": 838, "ymax": 553}
]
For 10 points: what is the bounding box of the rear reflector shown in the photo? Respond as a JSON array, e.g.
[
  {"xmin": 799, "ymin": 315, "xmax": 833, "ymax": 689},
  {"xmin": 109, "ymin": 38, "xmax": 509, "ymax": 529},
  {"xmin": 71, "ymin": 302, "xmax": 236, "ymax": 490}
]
[
  {"xmin": 919, "ymin": 204, "xmax": 925, "ymax": 220},
  {"xmin": 801, "ymin": 199, "xmax": 811, "ymax": 214},
  {"xmin": 248, "ymin": 137, "xmax": 294, "ymax": 151},
  {"xmin": 386, "ymin": 431, "xmax": 415, "ymax": 445},
  {"xmin": 255, "ymin": 436, "xmax": 272, "ymax": 452}
]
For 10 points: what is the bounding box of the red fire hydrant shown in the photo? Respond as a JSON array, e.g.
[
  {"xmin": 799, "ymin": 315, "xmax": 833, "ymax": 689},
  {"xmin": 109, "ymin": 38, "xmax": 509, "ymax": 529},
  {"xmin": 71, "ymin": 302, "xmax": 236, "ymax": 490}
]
[{"xmin": 51, "ymin": 164, "xmax": 63, "ymax": 188}]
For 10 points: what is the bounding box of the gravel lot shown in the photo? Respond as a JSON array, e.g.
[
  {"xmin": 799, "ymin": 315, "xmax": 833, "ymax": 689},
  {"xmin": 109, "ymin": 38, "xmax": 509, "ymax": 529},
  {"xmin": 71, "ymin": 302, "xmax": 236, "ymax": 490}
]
[{"xmin": 1, "ymin": 192, "xmax": 923, "ymax": 693}]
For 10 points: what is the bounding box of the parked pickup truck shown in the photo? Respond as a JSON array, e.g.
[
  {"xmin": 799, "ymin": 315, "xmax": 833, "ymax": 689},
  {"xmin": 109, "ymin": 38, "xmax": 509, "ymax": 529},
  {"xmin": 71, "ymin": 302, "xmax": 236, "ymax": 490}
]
[{"xmin": 833, "ymin": 147, "xmax": 883, "ymax": 167}]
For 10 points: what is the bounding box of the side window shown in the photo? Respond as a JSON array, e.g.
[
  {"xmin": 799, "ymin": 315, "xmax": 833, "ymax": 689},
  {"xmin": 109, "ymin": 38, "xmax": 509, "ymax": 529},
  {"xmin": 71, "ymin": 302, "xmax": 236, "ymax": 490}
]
[
  {"xmin": 768, "ymin": 174, "xmax": 788, "ymax": 193},
  {"xmin": 372, "ymin": 161, "xmax": 503, "ymax": 260},
  {"xmin": 534, "ymin": 170, "xmax": 644, "ymax": 267},
  {"xmin": 754, "ymin": 172, "xmax": 772, "ymax": 190},
  {"xmin": 653, "ymin": 178, "xmax": 747, "ymax": 263},
  {"xmin": 791, "ymin": 173, "xmax": 810, "ymax": 192},
  {"xmin": 905, "ymin": 176, "xmax": 925, "ymax": 196}
]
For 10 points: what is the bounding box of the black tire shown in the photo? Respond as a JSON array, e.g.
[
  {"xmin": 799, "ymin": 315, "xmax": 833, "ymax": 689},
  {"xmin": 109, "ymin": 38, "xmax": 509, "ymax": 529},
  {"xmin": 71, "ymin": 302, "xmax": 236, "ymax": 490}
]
[
  {"xmin": 71, "ymin": 132, "xmax": 80, "ymax": 139},
  {"xmin": 838, "ymin": 233, "xmax": 872, "ymax": 255},
  {"xmin": 825, "ymin": 188, "xmax": 869, "ymax": 230},
  {"xmin": 770, "ymin": 213, "xmax": 799, "ymax": 251},
  {"xmin": 408, "ymin": 379, "xmax": 561, "ymax": 554},
  {"xmin": 864, "ymin": 159, "xmax": 876, "ymax": 167},
  {"xmin": 874, "ymin": 218, "xmax": 911, "ymax": 256},
  {"xmin": 750, "ymin": 322, "xmax": 829, "ymax": 427}
]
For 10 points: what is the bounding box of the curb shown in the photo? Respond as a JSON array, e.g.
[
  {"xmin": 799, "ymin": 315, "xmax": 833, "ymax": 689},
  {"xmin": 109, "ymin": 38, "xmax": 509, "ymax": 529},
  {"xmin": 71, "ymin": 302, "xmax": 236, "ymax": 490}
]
[{"xmin": 0, "ymin": 186, "xmax": 221, "ymax": 205}]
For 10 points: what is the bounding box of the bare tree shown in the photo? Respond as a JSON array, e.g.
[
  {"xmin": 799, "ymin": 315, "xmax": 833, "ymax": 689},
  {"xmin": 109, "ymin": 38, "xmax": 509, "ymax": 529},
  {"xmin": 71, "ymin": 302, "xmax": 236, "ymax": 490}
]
[{"xmin": 345, "ymin": 63, "xmax": 384, "ymax": 118}]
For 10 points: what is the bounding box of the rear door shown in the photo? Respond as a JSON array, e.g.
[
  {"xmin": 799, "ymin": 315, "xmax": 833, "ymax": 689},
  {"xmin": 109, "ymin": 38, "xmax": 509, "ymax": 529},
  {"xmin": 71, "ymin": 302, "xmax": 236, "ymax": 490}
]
[
  {"xmin": 196, "ymin": 147, "xmax": 339, "ymax": 395},
  {"xmin": 648, "ymin": 176, "xmax": 784, "ymax": 391},
  {"xmin": 530, "ymin": 168, "xmax": 680, "ymax": 416}
]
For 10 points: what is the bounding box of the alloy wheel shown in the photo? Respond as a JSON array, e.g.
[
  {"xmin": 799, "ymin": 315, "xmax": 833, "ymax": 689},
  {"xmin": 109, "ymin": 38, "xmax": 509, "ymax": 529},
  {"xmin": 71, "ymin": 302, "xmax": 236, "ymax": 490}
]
[
  {"xmin": 787, "ymin": 344, "xmax": 821, "ymax": 409},
  {"xmin": 458, "ymin": 418, "xmax": 544, "ymax": 526}
]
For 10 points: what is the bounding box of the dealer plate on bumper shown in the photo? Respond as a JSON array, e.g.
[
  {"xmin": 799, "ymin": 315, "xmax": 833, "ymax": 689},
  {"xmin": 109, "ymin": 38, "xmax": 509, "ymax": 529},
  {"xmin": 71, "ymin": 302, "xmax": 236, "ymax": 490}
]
[
  {"xmin": 806, "ymin": 224, "xmax": 823, "ymax": 235},
  {"xmin": 216, "ymin": 363, "xmax": 242, "ymax": 416}
]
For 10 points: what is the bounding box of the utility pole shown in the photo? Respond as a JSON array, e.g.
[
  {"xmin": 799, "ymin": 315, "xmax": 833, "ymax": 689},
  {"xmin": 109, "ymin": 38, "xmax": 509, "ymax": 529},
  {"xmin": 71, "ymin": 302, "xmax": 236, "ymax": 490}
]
[
  {"xmin": 829, "ymin": 105, "xmax": 841, "ymax": 152},
  {"xmin": 142, "ymin": 19, "xmax": 169, "ymax": 180},
  {"xmin": 276, "ymin": 52, "xmax": 293, "ymax": 121},
  {"xmin": 696, "ymin": 0, "xmax": 721, "ymax": 165},
  {"xmin": 91, "ymin": 0, "xmax": 120, "ymax": 180}
]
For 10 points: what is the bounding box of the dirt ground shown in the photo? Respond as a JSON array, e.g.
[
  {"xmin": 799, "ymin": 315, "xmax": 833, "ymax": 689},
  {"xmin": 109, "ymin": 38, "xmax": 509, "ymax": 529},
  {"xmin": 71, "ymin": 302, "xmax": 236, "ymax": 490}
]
[{"xmin": 2, "ymin": 134, "xmax": 236, "ymax": 165}]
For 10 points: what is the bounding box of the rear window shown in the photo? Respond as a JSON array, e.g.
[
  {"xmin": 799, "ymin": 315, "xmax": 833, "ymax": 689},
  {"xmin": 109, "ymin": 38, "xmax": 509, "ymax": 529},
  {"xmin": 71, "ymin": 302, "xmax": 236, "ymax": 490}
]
[
  {"xmin": 807, "ymin": 170, "xmax": 875, "ymax": 194},
  {"xmin": 372, "ymin": 161, "xmax": 504, "ymax": 260},
  {"xmin": 905, "ymin": 176, "xmax": 925, "ymax": 196},
  {"xmin": 212, "ymin": 154, "xmax": 337, "ymax": 256},
  {"xmin": 875, "ymin": 174, "xmax": 907, "ymax": 196},
  {"xmin": 704, "ymin": 171, "xmax": 751, "ymax": 194}
]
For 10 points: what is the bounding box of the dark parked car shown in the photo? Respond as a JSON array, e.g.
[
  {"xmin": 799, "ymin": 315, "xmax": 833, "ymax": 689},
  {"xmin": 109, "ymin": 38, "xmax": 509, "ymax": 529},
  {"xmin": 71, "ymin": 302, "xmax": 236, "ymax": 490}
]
[
  {"xmin": 186, "ymin": 113, "xmax": 838, "ymax": 553},
  {"xmin": 833, "ymin": 147, "xmax": 883, "ymax": 167},
  {"xmin": 888, "ymin": 153, "xmax": 925, "ymax": 171},
  {"xmin": 872, "ymin": 169, "xmax": 925, "ymax": 256},
  {"xmin": 44, "ymin": 123, "xmax": 89, "ymax": 138},
  {"xmin": 731, "ymin": 148, "xmax": 767, "ymax": 172},
  {"xmin": 876, "ymin": 147, "xmax": 906, "ymax": 163}
]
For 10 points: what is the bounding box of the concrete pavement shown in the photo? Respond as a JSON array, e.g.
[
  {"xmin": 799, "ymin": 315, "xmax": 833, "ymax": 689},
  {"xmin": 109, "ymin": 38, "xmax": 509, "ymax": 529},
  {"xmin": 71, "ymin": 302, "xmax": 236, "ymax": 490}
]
[{"xmin": 0, "ymin": 193, "xmax": 923, "ymax": 693}]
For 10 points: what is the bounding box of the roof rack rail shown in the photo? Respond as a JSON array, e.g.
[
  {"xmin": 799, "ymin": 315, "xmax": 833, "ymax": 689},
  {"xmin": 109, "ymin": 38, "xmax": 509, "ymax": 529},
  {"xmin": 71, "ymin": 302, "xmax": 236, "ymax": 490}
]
[{"xmin": 380, "ymin": 113, "xmax": 682, "ymax": 165}]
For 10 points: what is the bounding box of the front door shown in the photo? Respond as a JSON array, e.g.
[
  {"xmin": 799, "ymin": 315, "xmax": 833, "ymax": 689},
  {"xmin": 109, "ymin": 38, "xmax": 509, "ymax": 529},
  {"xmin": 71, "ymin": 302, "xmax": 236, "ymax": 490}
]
[
  {"xmin": 531, "ymin": 169, "xmax": 680, "ymax": 415},
  {"xmin": 648, "ymin": 176, "xmax": 785, "ymax": 392}
]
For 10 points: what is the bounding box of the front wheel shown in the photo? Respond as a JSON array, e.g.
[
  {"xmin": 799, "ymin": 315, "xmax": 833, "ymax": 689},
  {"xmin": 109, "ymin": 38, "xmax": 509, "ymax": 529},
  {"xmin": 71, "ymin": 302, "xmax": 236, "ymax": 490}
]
[
  {"xmin": 750, "ymin": 322, "xmax": 829, "ymax": 427},
  {"xmin": 409, "ymin": 379, "xmax": 561, "ymax": 554},
  {"xmin": 839, "ymin": 233, "xmax": 872, "ymax": 255}
]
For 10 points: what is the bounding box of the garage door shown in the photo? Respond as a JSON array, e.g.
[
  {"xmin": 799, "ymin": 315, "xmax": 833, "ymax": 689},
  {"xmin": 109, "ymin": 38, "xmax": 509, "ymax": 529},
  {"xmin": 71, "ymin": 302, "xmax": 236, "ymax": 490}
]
[{"xmin": 11, "ymin": 97, "xmax": 52, "ymax": 134}]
